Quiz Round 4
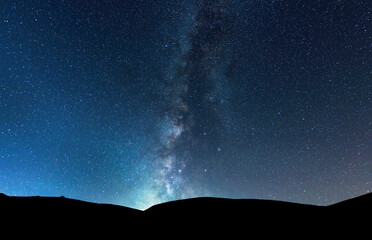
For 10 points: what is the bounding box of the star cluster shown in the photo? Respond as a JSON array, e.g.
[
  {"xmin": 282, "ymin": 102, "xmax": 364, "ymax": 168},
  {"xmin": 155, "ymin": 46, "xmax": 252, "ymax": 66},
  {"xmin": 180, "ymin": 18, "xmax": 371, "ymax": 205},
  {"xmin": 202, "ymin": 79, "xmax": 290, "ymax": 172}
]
[{"xmin": 0, "ymin": 0, "xmax": 370, "ymax": 209}]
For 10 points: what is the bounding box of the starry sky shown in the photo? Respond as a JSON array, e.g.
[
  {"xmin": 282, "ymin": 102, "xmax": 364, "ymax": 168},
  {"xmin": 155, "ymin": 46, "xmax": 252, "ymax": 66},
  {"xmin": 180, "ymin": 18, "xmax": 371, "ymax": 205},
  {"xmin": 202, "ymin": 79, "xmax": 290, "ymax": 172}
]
[{"xmin": 0, "ymin": 0, "xmax": 371, "ymax": 210}]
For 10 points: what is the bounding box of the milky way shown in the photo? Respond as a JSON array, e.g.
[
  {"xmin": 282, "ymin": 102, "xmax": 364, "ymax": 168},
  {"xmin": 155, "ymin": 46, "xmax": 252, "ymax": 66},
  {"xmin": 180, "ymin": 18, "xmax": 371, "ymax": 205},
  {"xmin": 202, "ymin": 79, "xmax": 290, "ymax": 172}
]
[
  {"xmin": 134, "ymin": 0, "xmax": 235, "ymax": 208},
  {"xmin": 0, "ymin": 0, "xmax": 370, "ymax": 210}
]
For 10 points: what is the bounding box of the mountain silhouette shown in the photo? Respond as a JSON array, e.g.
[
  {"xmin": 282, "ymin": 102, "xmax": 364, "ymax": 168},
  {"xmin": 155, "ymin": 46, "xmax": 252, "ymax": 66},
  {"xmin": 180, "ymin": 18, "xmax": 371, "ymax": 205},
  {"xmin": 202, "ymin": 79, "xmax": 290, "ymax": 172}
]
[{"xmin": 1, "ymin": 192, "xmax": 370, "ymax": 237}]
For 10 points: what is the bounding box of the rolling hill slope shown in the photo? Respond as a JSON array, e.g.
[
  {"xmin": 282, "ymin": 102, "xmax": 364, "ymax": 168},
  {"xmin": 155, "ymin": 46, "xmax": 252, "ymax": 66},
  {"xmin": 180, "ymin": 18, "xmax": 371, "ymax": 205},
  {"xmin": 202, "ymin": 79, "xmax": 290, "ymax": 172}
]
[{"xmin": 1, "ymin": 192, "xmax": 370, "ymax": 237}]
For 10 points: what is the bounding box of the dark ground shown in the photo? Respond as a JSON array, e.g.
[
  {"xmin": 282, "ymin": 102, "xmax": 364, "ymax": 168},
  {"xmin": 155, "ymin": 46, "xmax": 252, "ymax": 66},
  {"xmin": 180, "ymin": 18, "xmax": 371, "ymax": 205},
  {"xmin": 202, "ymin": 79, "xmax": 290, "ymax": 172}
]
[{"xmin": 1, "ymin": 192, "xmax": 370, "ymax": 238}]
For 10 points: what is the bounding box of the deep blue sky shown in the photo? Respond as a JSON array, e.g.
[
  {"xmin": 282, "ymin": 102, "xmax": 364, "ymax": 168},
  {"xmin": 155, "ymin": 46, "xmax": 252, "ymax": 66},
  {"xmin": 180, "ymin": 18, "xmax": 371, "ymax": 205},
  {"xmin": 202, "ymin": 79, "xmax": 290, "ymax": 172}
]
[{"xmin": 0, "ymin": 0, "xmax": 371, "ymax": 209}]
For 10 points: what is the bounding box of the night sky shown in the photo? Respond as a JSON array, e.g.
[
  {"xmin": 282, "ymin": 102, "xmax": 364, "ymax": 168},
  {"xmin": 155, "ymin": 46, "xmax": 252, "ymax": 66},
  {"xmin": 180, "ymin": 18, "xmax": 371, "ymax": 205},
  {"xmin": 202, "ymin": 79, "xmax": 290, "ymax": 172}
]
[{"xmin": 0, "ymin": 0, "xmax": 371, "ymax": 210}]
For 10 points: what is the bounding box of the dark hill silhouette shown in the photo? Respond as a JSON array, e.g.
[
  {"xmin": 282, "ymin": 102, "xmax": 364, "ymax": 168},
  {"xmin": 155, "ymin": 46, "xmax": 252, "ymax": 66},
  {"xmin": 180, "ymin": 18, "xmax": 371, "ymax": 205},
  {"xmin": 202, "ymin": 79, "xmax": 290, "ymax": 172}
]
[
  {"xmin": 1, "ymin": 192, "xmax": 370, "ymax": 237},
  {"xmin": 145, "ymin": 193, "xmax": 371, "ymax": 236},
  {"xmin": 0, "ymin": 193, "xmax": 142, "ymax": 237}
]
